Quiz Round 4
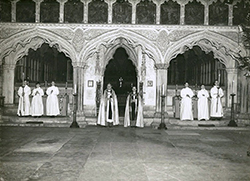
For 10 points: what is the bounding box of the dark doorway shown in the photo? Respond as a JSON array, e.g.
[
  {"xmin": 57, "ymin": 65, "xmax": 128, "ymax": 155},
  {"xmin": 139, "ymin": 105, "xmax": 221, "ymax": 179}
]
[{"xmin": 104, "ymin": 47, "xmax": 137, "ymax": 116}]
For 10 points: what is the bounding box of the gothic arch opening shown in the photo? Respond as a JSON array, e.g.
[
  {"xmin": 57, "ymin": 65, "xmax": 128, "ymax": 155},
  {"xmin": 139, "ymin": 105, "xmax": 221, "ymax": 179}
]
[
  {"xmin": 168, "ymin": 45, "xmax": 227, "ymax": 105},
  {"xmin": 103, "ymin": 47, "xmax": 137, "ymax": 116},
  {"xmin": 14, "ymin": 43, "xmax": 73, "ymax": 104}
]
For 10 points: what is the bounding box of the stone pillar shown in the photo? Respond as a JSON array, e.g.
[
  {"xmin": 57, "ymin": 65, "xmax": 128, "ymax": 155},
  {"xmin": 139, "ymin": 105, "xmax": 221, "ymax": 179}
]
[
  {"xmin": 226, "ymin": 68, "xmax": 238, "ymax": 107},
  {"xmin": 58, "ymin": 0, "xmax": 67, "ymax": 23},
  {"xmin": 228, "ymin": 4, "xmax": 233, "ymax": 26},
  {"xmin": 155, "ymin": 63, "xmax": 169, "ymax": 113},
  {"xmin": 105, "ymin": 0, "xmax": 116, "ymax": 24},
  {"xmin": 34, "ymin": 0, "xmax": 42, "ymax": 23},
  {"xmin": 82, "ymin": 0, "xmax": 91, "ymax": 23},
  {"xmin": 180, "ymin": 4, "xmax": 185, "ymax": 25},
  {"xmin": 128, "ymin": 0, "xmax": 140, "ymax": 24},
  {"xmin": 2, "ymin": 57, "xmax": 16, "ymax": 105},
  {"xmin": 11, "ymin": 0, "xmax": 18, "ymax": 22},
  {"xmin": 204, "ymin": 4, "xmax": 209, "ymax": 25}
]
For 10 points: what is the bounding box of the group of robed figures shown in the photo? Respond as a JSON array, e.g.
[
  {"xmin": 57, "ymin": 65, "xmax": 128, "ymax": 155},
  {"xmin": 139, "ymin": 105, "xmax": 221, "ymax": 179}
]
[
  {"xmin": 180, "ymin": 81, "xmax": 224, "ymax": 121},
  {"xmin": 97, "ymin": 83, "xmax": 144, "ymax": 128},
  {"xmin": 17, "ymin": 80, "xmax": 60, "ymax": 117}
]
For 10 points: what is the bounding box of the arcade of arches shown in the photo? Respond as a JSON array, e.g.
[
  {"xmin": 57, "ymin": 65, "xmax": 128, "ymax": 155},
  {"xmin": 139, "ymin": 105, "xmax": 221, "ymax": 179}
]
[{"xmin": 0, "ymin": 0, "xmax": 250, "ymax": 126}]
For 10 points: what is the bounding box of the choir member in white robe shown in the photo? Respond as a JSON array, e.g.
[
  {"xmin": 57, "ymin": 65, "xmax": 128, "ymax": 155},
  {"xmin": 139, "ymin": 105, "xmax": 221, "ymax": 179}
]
[
  {"xmin": 197, "ymin": 85, "xmax": 210, "ymax": 121},
  {"xmin": 180, "ymin": 82, "xmax": 194, "ymax": 120},
  {"xmin": 97, "ymin": 83, "xmax": 119, "ymax": 127},
  {"xmin": 210, "ymin": 81, "xmax": 224, "ymax": 120},
  {"xmin": 46, "ymin": 81, "xmax": 60, "ymax": 116},
  {"xmin": 30, "ymin": 82, "xmax": 44, "ymax": 117},
  {"xmin": 17, "ymin": 80, "xmax": 31, "ymax": 116},
  {"xmin": 124, "ymin": 87, "xmax": 144, "ymax": 128}
]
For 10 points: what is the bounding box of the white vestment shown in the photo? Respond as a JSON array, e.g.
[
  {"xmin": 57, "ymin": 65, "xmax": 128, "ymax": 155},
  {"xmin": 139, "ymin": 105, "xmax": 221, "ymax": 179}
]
[
  {"xmin": 124, "ymin": 93, "xmax": 144, "ymax": 128},
  {"xmin": 17, "ymin": 85, "xmax": 31, "ymax": 116},
  {"xmin": 210, "ymin": 86, "xmax": 224, "ymax": 118},
  {"xmin": 46, "ymin": 86, "xmax": 60, "ymax": 116},
  {"xmin": 180, "ymin": 87, "xmax": 194, "ymax": 120},
  {"xmin": 97, "ymin": 89, "xmax": 119, "ymax": 126},
  {"xmin": 197, "ymin": 89, "xmax": 210, "ymax": 120},
  {"xmin": 30, "ymin": 87, "xmax": 44, "ymax": 116}
]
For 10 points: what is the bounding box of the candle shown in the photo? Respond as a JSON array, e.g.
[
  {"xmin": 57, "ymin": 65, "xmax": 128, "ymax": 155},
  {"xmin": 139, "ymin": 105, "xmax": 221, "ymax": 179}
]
[
  {"xmin": 74, "ymin": 84, "xmax": 77, "ymax": 94},
  {"xmin": 65, "ymin": 82, "xmax": 68, "ymax": 89},
  {"xmin": 218, "ymin": 73, "xmax": 221, "ymax": 83},
  {"xmin": 232, "ymin": 80, "xmax": 234, "ymax": 93}
]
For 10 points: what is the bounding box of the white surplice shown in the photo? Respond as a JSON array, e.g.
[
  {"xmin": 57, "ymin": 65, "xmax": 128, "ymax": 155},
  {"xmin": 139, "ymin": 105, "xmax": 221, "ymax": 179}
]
[
  {"xmin": 46, "ymin": 86, "xmax": 60, "ymax": 116},
  {"xmin": 197, "ymin": 89, "xmax": 210, "ymax": 120},
  {"xmin": 30, "ymin": 87, "xmax": 44, "ymax": 116},
  {"xmin": 17, "ymin": 85, "xmax": 31, "ymax": 116},
  {"xmin": 124, "ymin": 93, "xmax": 144, "ymax": 128},
  {"xmin": 97, "ymin": 89, "xmax": 119, "ymax": 126},
  {"xmin": 180, "ymin": 87, "xmax": 194, "ymax": 120},
  {"xmin": 210, "ymin": 86, "xmax": 224, "ymax": 118}
]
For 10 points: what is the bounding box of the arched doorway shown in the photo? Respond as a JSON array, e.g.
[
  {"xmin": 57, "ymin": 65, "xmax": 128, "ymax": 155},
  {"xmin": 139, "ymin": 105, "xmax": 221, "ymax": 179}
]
[
  {"xmin": 103, "ymin": 47, "xmax": 137, "ymax": 116},
  {"xmin": 14, "ymin": 43, "xmax": 73, "ymax": 104}
]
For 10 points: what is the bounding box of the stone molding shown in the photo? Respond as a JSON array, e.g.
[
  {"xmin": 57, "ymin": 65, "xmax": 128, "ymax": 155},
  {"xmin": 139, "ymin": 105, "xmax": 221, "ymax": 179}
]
[
  {"xmin": 0, "ymin": 23, "xmax": 245, "ymax": 71},
  {"xmin": 154, "ymin": 63, "xmax": 169, "ymax": 70}
]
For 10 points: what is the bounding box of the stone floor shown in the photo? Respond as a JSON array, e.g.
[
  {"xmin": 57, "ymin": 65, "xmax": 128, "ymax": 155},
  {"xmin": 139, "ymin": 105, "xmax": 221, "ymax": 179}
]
[{"xmin": 0, "ymin": 126, "xmax": 250, "ymax": 181}]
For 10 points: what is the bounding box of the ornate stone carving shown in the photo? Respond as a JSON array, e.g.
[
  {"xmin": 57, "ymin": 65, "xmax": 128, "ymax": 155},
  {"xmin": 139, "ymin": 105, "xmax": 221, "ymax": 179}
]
[
  {"xmin": 72, "ymin": 28, "xmax": 85, "ymax": 52},
  {"xmin": 155, "ymin": 63, "xmax": 169, "ymax": 70}
]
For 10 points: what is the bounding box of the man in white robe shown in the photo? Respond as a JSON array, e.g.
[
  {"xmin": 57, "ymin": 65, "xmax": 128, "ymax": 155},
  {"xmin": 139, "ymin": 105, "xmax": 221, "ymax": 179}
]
[
  {"xmin": 17, "ymin": 80, "xmax": 31, "ymax": 116},
  {"xmin": 124, "ymin": 87, "xmax": 144, "ymax": 128},
  {"xmin": 180, "ymin": 82, "xmax": 194, "ymax": 120},
  {"xmin": 197, "ymin": 85, "xmax": 209, "ymax": 121},
  {"xmin": 97, "ymin": 83, "xmax": 119, "ymax": 127},
  {"xmin": 210, "ymin": 81, "xmax": 224, "ymax": 120},
  {"xmin": 46, "ymin": 81, "xmax": 60, "ymax": 116},
  {"xmin": 30, "ymin": 82, "xmax": 44, "ymax": 117}
]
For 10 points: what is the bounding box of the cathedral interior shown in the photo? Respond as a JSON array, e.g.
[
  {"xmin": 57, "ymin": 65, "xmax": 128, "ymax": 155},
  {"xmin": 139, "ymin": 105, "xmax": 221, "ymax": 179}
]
[{"xmin": 0, "ymin": 0, "xmax": 250, "ymax": 125}]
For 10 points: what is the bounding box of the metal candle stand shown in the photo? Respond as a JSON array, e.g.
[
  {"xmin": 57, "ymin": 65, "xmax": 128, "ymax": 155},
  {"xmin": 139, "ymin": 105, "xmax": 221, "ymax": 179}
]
[
  {"xmin": 228, "ymin": 93, "xmax": 237, "ymax": 127},
  {"xmin": 70, "ymin": 93, "xmax": 79, "ymax": 128},
  {"xmin": 158, "ymin": 94, "xmax": 167, "ymax": 129}
]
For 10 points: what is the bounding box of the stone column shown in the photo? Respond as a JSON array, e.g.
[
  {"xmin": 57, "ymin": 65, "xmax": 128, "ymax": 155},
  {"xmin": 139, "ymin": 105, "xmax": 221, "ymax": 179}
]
[
  {"xmin": 152, "ymin": 0, "xmax": 165, "ymax": 25},
  {"xmin": 11, "ymin": 0, "xmax": 18, "ymax": 22},
  {"xmin": 180, "ymin": 4, "xmax": 185, "ymax": 25},
  {"xmin": 204, "ymin": 3, "xmax": 209, "ymax": 25},
  {"xmin": 105, "ymin": 0, "xmax": 116, "ymax": 24},
  {"xmin": 155, "ymin": 63, "xmax": 169, "ymax": 113},
  {"xmin": 34, "ymin": 0, "xmax": 43, "ymax": 23},
  {"xmin": 228, "ymin": 4, "xmax": 233, "ymax": 26},
  {"xmin": 2, "ymin": 56, "xmax": 16, "ymax": 105},
  {"xmin": 226, "ymin": 68, "xmax": 238, "ymax": 107},
  {"xmin": 58, "ymin": 0, "xmax": 67, "ymax": 23},
  {"xmin": 82, "ymin": 0, "xmax": 91, "ymax": 23},
  {"xmin": 128, "ymin": 0, "xmax": 140, "ymax": 24}
]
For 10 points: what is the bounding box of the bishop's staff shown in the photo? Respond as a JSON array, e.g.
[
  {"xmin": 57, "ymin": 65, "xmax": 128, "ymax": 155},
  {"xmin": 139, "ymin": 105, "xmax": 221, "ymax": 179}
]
[
  {"xmin": 216, "ymin": 73, "xmax": 221, "ymax": 113},
  {"xmin": 20, "ymin": 72, "xmax": 25, "ymax": 116}
]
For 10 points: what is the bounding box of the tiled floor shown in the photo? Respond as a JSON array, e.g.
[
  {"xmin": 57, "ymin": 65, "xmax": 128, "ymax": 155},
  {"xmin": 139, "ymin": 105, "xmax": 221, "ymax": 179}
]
[{"xmin": 0, "ymin": 126, "xmax": 250, "ymax": 181}]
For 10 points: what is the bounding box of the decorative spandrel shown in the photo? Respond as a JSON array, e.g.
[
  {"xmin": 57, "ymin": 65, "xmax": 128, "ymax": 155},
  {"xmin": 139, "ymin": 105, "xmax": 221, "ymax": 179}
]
[
  {"xmin": 185, "ymin": 1, "xmax": 204, "ymax": 25},
  {"xmin": 16, "ymin": 0, "xmax": 35, "ymax": 23},
  {"xmin": 160, "ymin": 0, "xmax": 180, "ymax": 25},
  {"xmin": 88, "ymin": 0, "xmax": 108, "ymax": 24},
  {"xmin": 112, "ymin": 0, "xmax": 132, "ymax": 24},
  {"xmin": 40, "ymin": 0, "xmax": 60, "ymax": 23},
  {"xmin": 0, "ymin": 0, "xmax": 11, "ymax": 22},
  {"xmin": 64, "ymin": 0, "xmax": 84, "ymax": 23},
  {"xmin": 233, "ymin": 1, "xmax": 250, "ymax": 25},
  {"xmin": 136, "ymin": 0, "xmax": 156, "ymax": 24},
  {"xmin": 209, "ymin": 1, "xmax": 228, "ymax": 26}
]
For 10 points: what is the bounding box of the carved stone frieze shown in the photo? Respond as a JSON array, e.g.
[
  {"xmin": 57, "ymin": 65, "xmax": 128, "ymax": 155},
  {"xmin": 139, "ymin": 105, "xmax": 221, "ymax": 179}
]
[
  {"xmin": 72, "ymin": 28, "xmax": 85, "ymax": 52},
  {"xmin": 49, "ymin": 28, "xmax": 74, "ymax": 40},
  {"xmin": 168, "ymin": 30, "xmax": 197, "ymax": 42},
  {"xmin": 155, "ymin": 63, "xmax": 169, "ymax": 70},
  {"xmin": 0, "ymin": 27, "xmax": 29, "ymax": 40}
]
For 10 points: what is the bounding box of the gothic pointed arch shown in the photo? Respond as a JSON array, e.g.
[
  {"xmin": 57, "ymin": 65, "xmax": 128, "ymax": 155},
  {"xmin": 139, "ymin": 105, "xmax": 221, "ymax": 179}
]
[
  {"xmin": 0, "ymin": 28, "xmax": 76, "ymax": 65},
  {"xmin": 79, "ymin": 29, "xmax": 162, "ymax": 67},
  {"xmin": 164, "ymin": 30, "xmax": 244, "ymax": 69}
]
